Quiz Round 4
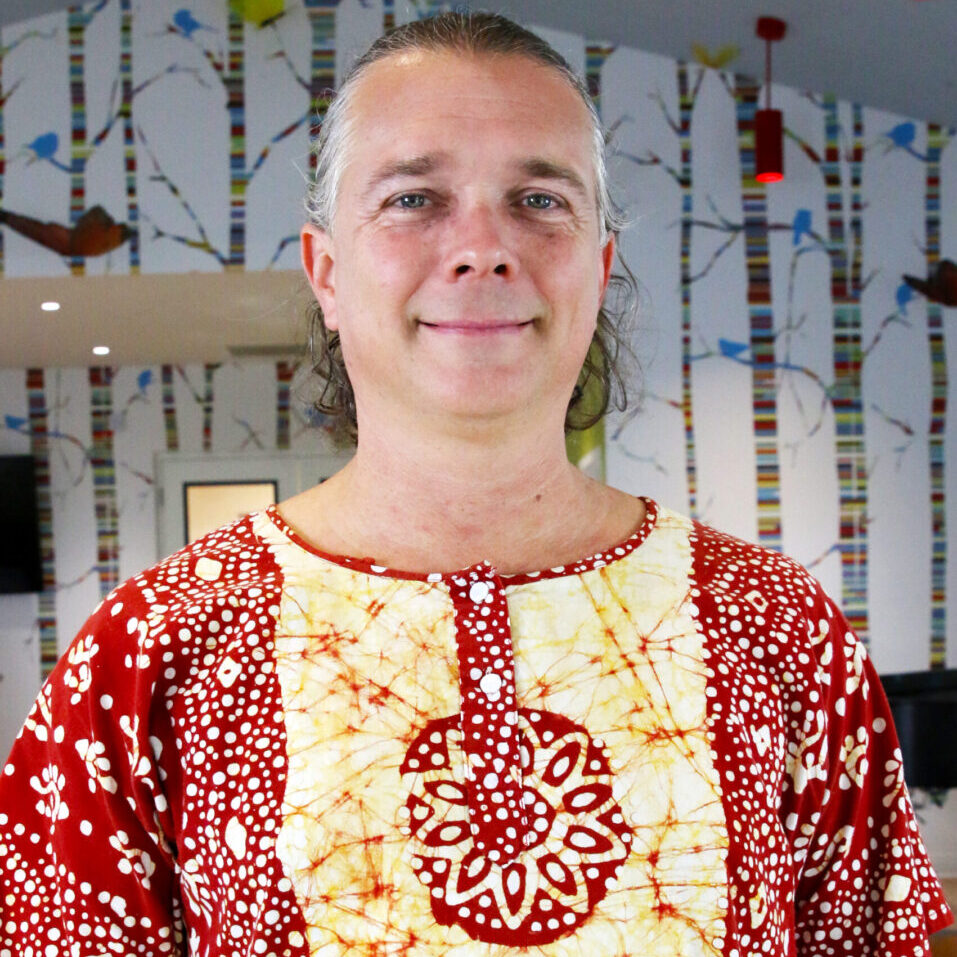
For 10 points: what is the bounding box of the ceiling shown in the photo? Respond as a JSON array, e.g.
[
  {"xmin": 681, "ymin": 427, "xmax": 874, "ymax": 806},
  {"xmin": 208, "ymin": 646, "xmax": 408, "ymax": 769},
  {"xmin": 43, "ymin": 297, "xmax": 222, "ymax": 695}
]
[{"xmin": 1, "ymin": 0, "xmax": 954, "ymax": 369}]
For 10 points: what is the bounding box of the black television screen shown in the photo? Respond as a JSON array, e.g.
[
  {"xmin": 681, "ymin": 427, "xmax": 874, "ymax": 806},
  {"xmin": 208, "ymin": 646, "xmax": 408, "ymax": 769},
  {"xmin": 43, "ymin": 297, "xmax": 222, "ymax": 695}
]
[
  {"xmin": 0, "ymin": 455, "xmax": 43, "ymax": 594},
  {"xmin": 879, "ymin": 669, "xmax": 957, "ymax": 789}
]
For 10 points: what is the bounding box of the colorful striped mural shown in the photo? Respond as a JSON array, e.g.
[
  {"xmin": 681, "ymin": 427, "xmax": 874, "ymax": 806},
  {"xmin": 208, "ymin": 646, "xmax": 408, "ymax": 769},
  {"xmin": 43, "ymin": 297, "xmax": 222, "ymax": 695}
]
[
  {"xmin": 202, "ymin": 363, "xmax": 218, "ymax": 452},
  {"xmin": 25, "ymin": 369, "xmax": 58, "ymax": 678},
  {"xmin": 305, "ymin": 0, "xmax": 338, "ymax": 172},
  {"xmin": 677, "ymin": 63, "xmax": 704, "ymax": 519},
  {"xmin": 67, "ymin": 3, "xmax": 110, "ymax": 276},
  {"xmin": 925, "ymin": 123, "xmax": 950, "ymax": 668},
  {"xmin": 161, "ymin": 365, "xmax": 179, "ymax": 452},
  {"xmin": 276, "ymin": 359, "xmax": 295, "ymax": 449},
  {"xmin": 0, "ymin": 43, "xmax": 7, "ymax": 276},
  {"xmin": 119, "ymin": 0, "xmax": 139, "ymax": 272},
  {"xmin": 88, "ymin": 367, "xmax": 120, "ymax": 600},
  {"xmin": 226, "ymin": 7, "xmax": 246, "ymax": 268},
  {"xmin": 825, "ymin": 98, "xmax": 869, "ymax": 641},
  {"xmin": 735, "ymin": 76, "xmax": 783, "ymax": 553}
]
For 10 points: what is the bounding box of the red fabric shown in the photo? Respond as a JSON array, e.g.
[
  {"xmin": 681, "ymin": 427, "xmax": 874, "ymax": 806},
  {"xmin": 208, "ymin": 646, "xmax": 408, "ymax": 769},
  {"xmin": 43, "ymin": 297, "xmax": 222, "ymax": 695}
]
[
  {"xmin": 691, "ymin": 519, "xmax": 953, "ymax": 954},
  {"xmin": 0, "ymin": 502, "xmax": 951, "ymax": 956}
]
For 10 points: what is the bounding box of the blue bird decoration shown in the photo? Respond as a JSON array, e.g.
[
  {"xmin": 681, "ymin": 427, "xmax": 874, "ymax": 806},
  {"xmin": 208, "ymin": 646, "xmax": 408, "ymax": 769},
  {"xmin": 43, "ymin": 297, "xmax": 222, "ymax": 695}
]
[
  {"xmin": 25, "ymin": 132, "xmax": 59, "ymax": 162},
  {"xmin": 137, "ymin": 369, "xmax": 153, "ymax": 393},
  {"xmin": 792, "ymin": 208, "xmax": 812, "ymax": 247},
  {"xmin": 888, "ymin": 122, "xmax": 916, "ymax": 149},
  {"xmin": 896, "ymin": 282, "xmax": 914, "ymax": 316},
  {"xmin": 4, "ymin": 415, "xmax": 28, "ymax": 432},
  {"xmin": 719, "ymin": 339, "xmax": 749, "ymax": 359},
  {"xmin": 22, "ymin": 132, "xmax": 71, "ymax": 173},
  {"xmin": 172, "ymin": 9, "xmax": 210, "ymax": 38},
  {"xmin": 883, "ymin": 121, "xmax": 928, "ymax": 161}
]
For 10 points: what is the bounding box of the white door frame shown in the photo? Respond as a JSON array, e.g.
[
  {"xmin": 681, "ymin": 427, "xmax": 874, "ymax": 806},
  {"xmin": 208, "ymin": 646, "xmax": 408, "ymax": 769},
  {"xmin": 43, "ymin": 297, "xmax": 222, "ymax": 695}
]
[{"xmin": 154, "ymin": 449, "xmax": 352, "ymax": 558}]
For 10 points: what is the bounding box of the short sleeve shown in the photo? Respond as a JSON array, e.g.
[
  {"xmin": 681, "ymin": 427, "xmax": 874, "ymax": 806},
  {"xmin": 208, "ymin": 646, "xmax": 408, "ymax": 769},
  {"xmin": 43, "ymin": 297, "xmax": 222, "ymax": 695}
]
[
  {"xmin": 783, "ymin": 587, "xmax": 953, "ymax": 955},
  {"xmin": 0, "ymin": 579, "xmax": 184, "ymax": 956}
]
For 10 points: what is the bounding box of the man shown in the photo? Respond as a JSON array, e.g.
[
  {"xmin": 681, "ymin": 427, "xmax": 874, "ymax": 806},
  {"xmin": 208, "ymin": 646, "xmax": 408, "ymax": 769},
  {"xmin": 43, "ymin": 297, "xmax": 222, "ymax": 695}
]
[{"xmin": 0, "ymin": 12, "xmax": 951, "ymax": 957}]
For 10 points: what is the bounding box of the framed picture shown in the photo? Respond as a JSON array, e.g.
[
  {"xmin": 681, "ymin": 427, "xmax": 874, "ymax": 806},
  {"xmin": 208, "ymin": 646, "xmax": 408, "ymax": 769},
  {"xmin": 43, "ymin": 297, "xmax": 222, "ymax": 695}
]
[
  {"xmin": 155, "ymin": 450, "xmax": 353, "ymax": 557},
  {"xmin": 183, "ymin": 480, "xmax": 279, "ymax": 544}
]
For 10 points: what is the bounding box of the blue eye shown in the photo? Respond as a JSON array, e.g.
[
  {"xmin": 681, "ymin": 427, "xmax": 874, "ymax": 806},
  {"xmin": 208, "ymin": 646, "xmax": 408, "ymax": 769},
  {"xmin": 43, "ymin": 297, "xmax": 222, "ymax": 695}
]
[
  {"xmin": 396, "ymin": 193, "xmax": 428, "ymax": 209},
  {"xmin": 524, "ymin": 193, "xmax": 557, "ymax": 210}
]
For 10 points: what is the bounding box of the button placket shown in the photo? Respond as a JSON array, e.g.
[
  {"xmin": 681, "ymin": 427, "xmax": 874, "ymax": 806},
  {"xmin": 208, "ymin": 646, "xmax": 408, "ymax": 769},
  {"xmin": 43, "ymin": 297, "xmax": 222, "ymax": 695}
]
[{"xmin": 448, "ymin": 563, "xmax": 527, "ymax": 864}]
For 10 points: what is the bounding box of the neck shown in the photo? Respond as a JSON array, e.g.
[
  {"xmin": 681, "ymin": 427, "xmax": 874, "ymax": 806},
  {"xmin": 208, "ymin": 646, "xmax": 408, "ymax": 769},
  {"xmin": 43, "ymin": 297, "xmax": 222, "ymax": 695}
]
[{"xmin": 281, "ymin": 408, "xmax": 642, "ymax": 575}]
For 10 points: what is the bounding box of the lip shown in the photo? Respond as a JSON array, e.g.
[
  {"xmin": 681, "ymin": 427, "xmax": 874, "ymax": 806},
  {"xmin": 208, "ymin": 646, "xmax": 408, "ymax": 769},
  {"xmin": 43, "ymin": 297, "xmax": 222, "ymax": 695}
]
[{"xmin": 417, "ymin": 320, "xmax": 535, "ymax": 334}]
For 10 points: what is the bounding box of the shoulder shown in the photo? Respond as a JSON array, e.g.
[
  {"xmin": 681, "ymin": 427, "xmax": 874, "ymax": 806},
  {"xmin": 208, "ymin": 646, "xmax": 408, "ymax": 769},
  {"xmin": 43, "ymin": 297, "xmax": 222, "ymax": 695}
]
[
  {"xmin": 101, "ymin": 509, "xmax": 279, "ymax": 618},
  {"xmin": 646, "ymin": 504, "xmax": 845, "ymax": 667},
  {"xmin": 688, "ymin": 514, "xmax": 821, "ymax": 602},
  {"xmin": 647, "ymin": 504, "xmax": 823, "ymax": 599},
  {"xmin": 52, "ymin": 510, "xmax": 284, "ymax": 693}
]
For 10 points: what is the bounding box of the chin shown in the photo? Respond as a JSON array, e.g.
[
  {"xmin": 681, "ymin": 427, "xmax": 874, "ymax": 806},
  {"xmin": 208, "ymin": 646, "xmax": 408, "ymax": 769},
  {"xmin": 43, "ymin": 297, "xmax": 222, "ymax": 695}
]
[{"xmin": 427, "ymin": 381, "xmax": 553, "ymax": 426}]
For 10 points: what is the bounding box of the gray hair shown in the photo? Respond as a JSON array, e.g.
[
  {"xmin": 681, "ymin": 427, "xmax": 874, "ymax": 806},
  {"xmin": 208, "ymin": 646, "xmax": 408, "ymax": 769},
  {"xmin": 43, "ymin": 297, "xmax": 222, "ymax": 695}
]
[{"xmin": 305, "ymin": 11, "xmax": 637, "ymax": 442}]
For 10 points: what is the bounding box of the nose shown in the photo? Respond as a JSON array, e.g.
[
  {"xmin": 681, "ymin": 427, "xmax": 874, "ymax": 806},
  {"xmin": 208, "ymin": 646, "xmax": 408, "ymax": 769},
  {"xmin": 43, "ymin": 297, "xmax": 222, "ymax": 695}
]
[{"xmin": 444, "ymin": 203, "xmax": 518, "ymax": 281}]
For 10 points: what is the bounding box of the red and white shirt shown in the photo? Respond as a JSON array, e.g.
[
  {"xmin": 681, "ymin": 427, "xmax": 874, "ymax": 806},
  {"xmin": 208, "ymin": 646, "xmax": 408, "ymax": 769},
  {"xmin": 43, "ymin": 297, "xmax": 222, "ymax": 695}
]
[{"xmin": 0, "ymin": 500, "xmax": 951, "ymax": 956}]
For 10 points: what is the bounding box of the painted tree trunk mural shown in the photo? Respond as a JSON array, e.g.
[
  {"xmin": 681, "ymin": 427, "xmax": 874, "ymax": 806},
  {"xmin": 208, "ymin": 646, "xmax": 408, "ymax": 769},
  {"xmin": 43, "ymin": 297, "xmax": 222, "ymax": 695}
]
[
  {"xmin": 784, "ymin": 98, "xmax": 870, "ymax": 640},
  {"xmin": 161, "ymin": 365, "xmax": 179, "ymax": 452},
  {"xmin": 201, "ymin": 364, "xmax": 218, "ymax": 452},
  {"xmin": 26, "ymin": 369, "xmax": 58, "ymax": 678},
  {"xmin": 89, "ymin": 366, "xmax": 120, "ymax": 600},
  {"xmin": 306, "ymin": 0, "xmax": 338, "ymax": 173},
  {"xmin": 119, "ymin": 0, "xmax": 139, "ymax": 271},
  {"xmin": 924, "ymin": 123, "xmax": 951, "ymax": 668},
  {"xmin": 823, "ymin": 98, "xmax": 869, "ymax": 640},
  {"xmin": 735, "ymin": 76, "xmax": 783, "ymax": 552},
  {"xmin": 0, "ymin": 44, "xmax": 8, "ymax": 275},
  {"xmin": 677, "ymin": 63, "xmax": 704, "ymax": 518},
  {"xmin": 277, "ymin": 360, "xmax": 295, "ymax": 449},
  {"xmin": 225, "ymin": 9, "xmax": 246, "ymax": 267}
]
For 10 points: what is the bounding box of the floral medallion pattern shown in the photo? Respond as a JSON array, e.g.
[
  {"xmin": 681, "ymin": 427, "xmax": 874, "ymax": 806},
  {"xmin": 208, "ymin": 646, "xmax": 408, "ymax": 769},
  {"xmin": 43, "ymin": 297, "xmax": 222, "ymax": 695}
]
[{"xmin": 400, "ymin": 708, "xmax": 633, "ymax": 945}]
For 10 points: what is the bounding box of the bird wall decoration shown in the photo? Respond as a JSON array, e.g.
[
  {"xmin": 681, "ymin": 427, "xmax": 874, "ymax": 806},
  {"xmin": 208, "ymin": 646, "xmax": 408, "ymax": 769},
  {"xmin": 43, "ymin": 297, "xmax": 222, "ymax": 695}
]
[
  {"xmin": 228, "ymin": 0, "xmax": 285, "ymax": 27},
  {"xmin": 691, "ymin": 43, "xmax": 740, "ymax": 70},
  {"xmin": 903, "ymin": 260, "xmax": 957, "ymax": 307},
  {"xmin": 0, "ymin": 205, "xmax": 131, "ymax": 258}
]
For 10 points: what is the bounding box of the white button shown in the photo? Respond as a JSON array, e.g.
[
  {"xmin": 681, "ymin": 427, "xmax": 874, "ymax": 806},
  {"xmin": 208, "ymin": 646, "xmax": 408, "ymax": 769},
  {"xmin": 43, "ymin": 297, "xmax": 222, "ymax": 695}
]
[
  {"xmin": 479, "ymin": 672, "xmax": 503, "ymax": 695},
  {"xmin": 469, "ymin": 581, "xmax": 491, "ymax": 603}
]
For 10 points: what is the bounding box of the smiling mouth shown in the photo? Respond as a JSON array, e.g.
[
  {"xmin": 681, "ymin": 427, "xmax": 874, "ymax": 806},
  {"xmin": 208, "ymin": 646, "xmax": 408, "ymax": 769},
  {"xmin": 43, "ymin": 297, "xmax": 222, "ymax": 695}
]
[{"xmin": 417, "ymin": 320, "xmax": 535, "ymax": 334}]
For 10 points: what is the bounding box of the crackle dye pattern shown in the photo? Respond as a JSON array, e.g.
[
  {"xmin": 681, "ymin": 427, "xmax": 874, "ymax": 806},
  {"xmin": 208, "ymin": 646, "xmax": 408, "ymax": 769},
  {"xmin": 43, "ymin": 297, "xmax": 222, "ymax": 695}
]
[{"xmin": 0, "ymin": 501, "xmax": 951, "ymax": 956}]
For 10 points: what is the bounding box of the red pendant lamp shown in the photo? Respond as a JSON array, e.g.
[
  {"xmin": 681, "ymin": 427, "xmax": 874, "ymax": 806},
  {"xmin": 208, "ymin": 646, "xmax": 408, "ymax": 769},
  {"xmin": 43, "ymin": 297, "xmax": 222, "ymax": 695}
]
[{"xmin": 755, "ymin": 16, "xmax": 787, "ymax": 183}]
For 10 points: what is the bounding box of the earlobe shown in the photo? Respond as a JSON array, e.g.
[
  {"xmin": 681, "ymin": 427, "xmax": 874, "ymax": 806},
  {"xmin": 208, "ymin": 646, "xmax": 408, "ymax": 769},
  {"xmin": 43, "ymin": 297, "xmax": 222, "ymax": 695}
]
[{"xmin": 301, "ymin": 223, "xmax": 338, "ymax": 330}]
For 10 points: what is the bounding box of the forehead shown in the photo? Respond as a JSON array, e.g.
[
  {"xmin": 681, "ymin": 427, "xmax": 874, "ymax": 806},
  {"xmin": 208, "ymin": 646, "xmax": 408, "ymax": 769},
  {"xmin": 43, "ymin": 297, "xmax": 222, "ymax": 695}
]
[{"xmin": 342, "ymin": 49, "xmax": 596, "ymax": 171}]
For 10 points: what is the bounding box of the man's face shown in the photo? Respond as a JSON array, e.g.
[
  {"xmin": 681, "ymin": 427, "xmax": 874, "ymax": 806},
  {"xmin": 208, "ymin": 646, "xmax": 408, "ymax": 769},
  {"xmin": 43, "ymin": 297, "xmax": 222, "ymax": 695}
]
[{"xmin": 302, "ymin": 49, "xmax": 615, "ymax": 435}]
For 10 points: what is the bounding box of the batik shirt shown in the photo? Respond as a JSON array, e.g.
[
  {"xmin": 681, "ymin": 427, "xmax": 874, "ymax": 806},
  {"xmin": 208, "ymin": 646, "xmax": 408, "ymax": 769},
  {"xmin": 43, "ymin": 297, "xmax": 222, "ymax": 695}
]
[{"xmin": 0, "ymin": 500, "xmax": 951, "ymax": 957}]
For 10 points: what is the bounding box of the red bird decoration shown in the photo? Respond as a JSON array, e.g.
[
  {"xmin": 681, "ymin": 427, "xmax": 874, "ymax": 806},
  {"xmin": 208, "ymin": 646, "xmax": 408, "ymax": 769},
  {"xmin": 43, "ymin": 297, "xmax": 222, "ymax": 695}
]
[
  {"xmin": 903, "ymin": 259, "xmax": 957, "ymax": 307},
  {"xmin": 0, "ymin": 205, "xmax": 131, "ymax": 258}
]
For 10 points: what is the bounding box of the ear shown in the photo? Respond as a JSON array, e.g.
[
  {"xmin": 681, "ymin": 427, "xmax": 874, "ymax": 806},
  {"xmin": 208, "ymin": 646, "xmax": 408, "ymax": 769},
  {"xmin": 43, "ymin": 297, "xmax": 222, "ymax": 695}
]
[
  {"xmin": 598, "ymin": 234, "xmax": 615, "ymax": 303},
  {"xmin": 301, "ymin": 223, "xmax": 338, "ymax": 330}
]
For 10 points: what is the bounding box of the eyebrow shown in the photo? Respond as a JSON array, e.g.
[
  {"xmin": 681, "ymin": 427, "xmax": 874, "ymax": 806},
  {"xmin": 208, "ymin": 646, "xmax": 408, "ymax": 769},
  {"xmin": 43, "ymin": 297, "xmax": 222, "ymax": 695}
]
[
  {"xmin": 364, "ymin": 153, "xmax": 449, "ymax": 193},
  {"xmin": 518, "ymin": 158, "xmax": 589, "ymax": 197},
  {"xmin": 363, "ymin": 152, "xmax": 590, "ymax": 198}
]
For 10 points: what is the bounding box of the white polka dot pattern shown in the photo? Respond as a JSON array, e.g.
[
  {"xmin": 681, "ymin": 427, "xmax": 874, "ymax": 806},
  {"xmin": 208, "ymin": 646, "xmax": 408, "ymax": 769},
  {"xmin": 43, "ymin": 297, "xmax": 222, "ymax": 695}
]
[
  {"xmin": 446, "ymin": 564, "xmax": 528, "ymax": 863},
  {"xmin": 0, "ymin": 501, "xmax": 951, "ymax": 957},
  {"xmin": 690, "ymin": 519, "xmax": 952, "ymax": 956},
  {"xmin": 0, "ymin": 514, "xmax": 310, "ymax": 957}
]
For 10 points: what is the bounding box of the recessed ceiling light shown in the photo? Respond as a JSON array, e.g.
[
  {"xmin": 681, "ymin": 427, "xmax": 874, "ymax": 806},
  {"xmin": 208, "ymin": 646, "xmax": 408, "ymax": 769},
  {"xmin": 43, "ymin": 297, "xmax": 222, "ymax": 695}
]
[
  {"xmin": 40, "ymin": 301, "xmax": 60, "ymax": 312},
  {"xmin": 92, "ymin": 346, "xmax": 110, "ymax": 356}
]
